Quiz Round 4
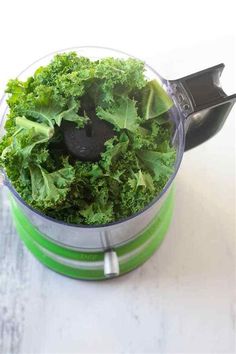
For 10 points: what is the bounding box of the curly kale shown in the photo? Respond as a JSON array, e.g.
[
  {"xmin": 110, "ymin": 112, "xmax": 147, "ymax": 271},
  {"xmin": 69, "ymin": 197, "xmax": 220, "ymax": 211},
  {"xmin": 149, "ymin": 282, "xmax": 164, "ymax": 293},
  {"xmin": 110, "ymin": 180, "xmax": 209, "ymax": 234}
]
[{"xmin": 0, "ymin": 52, "xmax": 176, "ymax": 225}]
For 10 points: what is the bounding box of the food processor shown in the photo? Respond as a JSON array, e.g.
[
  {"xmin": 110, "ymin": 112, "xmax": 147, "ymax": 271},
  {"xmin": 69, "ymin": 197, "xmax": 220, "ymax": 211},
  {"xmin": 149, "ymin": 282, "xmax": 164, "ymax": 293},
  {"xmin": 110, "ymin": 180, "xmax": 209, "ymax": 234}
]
[{"xmin": 0, "ymin": 47, "xmax": 235, "ymax": 280}]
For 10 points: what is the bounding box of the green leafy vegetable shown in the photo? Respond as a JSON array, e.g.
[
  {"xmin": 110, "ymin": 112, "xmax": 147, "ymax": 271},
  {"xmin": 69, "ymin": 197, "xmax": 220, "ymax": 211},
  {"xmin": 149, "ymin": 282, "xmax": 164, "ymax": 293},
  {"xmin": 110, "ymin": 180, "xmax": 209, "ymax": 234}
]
[
  {"xmin": 15, "ymin": 116, "xmax": 54, "ymax": 137},
  {"xmin": 30, "ymin": 164, "xmax": 75, "ymax": 209},
  {"xmin": 128, "ymin": 170, "xmax": 155, "ymax": 191},
  {"xmin": 141, "ymin": 80, "xmax": 173, "ymax": 120},
  {"xmin": 0, "ymin": 52, "xmax": 176, "ymax": 225},
  {"xmin": 137, "ymin": 150, "xmax": 176, "ymax": 181},
  {"xmin": 97, "ymin": 97, "xmax": 140, "ymax": 132}
]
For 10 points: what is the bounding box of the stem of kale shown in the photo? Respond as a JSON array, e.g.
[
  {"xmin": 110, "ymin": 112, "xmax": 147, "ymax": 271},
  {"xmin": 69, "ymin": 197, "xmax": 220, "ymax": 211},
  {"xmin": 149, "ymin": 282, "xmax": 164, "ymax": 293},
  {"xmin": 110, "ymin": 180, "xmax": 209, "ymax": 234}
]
[{"xmin": 15, "ymin": 116, "xmax": 54, "ymax": 138}]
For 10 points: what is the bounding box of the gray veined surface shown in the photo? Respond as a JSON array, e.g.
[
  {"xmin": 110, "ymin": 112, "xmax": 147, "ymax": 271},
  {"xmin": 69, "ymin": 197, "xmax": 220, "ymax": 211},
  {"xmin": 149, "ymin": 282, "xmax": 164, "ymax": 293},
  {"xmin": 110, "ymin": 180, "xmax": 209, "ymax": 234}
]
[
  {"xmin": 0, "ymin": 189, "xmax": 28, "ymax": 354},
  {"xmin": 0, "ymin": 171, "xmax": 5, "ymax": 187}
]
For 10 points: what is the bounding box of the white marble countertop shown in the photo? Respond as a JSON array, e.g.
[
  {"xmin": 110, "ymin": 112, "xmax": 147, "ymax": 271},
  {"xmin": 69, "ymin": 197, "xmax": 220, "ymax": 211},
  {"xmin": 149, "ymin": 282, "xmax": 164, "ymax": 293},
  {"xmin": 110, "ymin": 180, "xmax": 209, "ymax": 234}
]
[{"xmin": 0, "ymin": 3, "xmax": 235, "ymax": 352}]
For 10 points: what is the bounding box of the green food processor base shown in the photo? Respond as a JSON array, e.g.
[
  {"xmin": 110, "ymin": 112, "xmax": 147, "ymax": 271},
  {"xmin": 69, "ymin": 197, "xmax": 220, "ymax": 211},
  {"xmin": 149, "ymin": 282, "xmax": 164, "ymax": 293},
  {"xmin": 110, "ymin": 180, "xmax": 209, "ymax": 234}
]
[{"xmin": 10, "ymin": 189, "xmax": 174, "ymax": 280}]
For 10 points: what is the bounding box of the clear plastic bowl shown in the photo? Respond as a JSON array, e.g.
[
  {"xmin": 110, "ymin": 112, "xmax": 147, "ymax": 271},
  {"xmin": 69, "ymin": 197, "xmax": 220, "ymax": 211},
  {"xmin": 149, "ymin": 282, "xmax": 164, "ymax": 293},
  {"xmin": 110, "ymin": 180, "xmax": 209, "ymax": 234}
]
[{"xmin": 0, "ymin": 46, "xmax": 184, "ymax": 250}]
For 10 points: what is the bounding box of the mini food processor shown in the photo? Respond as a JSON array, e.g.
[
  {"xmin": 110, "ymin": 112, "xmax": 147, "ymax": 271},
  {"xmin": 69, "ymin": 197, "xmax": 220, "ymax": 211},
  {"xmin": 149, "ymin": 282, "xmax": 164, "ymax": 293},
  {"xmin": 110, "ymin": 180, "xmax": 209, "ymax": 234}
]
[{"xmin": 0, "ymin": 47, "xmax": 235, "ymax": 280}]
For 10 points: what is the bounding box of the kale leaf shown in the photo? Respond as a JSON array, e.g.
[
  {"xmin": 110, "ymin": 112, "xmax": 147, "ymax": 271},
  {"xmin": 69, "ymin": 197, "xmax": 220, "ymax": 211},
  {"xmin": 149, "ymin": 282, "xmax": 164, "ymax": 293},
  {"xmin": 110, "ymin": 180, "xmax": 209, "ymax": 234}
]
[
  {"xmin": 97, "ymin": 97, "xmax": 140, "ymax": 132},
  {"xmin": 0, "ymin": 52, "xmax": 176, "ymax": 225}
]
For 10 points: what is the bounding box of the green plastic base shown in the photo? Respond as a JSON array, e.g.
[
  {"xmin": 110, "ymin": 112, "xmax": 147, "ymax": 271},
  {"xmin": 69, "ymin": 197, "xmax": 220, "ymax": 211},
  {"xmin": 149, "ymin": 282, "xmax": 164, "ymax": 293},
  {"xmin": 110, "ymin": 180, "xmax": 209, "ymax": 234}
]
[{"xmin": 10, "ymin": 188, "xmax": 174, "ymax": 280}]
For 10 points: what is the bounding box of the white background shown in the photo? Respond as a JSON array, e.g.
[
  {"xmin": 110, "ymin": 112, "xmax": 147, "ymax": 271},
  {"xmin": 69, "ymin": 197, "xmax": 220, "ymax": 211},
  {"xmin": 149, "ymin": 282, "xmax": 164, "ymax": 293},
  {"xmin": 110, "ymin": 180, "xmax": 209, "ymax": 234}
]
[{"xmin": 0, "ymin": 1, "xmax": 235, "ymax": 353}]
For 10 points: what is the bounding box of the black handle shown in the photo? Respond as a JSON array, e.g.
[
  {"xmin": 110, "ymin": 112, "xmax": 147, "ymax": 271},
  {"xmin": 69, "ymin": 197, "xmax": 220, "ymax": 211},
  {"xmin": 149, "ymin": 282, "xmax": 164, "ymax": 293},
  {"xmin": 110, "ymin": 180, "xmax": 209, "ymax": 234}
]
[{"xmin": 169, "ymin": 64, "xmax": 236, "ymax": 151}]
